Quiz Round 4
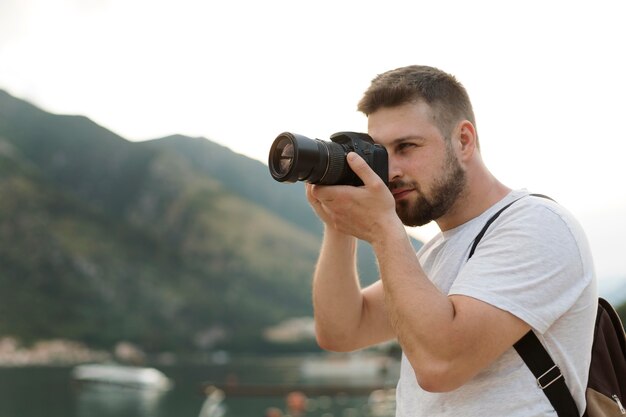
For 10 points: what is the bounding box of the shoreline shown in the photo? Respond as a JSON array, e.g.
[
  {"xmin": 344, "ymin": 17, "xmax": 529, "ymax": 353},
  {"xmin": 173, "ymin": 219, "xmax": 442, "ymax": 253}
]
[{"xmin": 0, "ymin": 336, "xmax": 110, "ymax": 367}]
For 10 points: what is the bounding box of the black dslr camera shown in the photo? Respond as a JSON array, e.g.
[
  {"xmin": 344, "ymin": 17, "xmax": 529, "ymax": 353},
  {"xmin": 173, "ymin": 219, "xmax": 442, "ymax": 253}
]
[{"xmin": 268, "ymin": 132, "xmax": 388, "ymax": 186}]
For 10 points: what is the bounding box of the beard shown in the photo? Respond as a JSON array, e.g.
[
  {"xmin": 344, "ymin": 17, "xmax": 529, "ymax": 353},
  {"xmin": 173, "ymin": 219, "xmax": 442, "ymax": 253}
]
[{"xmin": 391, "ymin": 147, "xmax": 467, "ymax": 227}]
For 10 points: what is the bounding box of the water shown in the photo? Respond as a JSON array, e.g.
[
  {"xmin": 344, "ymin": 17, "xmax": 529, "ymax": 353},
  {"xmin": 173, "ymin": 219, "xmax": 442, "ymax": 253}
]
[{"xmin": 0, "ymin": 355, "xmax": 397, "ymax": 417}]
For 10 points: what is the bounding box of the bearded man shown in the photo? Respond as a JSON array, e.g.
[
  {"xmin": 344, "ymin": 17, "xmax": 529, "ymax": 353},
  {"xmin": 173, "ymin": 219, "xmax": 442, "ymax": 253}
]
[{"xmin": 306, "ymin": 65, "xmax": 596, "ymax": 417}]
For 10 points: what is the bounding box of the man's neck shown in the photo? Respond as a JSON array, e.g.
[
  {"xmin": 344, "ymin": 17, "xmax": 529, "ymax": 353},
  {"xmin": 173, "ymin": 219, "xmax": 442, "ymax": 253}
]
[{"xmin": 436, "ymin": 173, "xmax": 511, "ymax": 232}]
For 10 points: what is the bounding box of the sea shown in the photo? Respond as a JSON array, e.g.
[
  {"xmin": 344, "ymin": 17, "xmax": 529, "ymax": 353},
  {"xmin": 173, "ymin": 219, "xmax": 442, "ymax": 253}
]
[{"xmin": 0, "ymin": 354, "xmax": 398, "ymax": 417}]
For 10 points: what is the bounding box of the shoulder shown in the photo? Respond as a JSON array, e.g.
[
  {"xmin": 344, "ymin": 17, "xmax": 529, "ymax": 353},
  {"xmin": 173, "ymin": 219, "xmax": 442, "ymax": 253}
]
[
  {"xmin": 475, "ymin": 192, "xmax": 570, "ymax": 243},
  {"xmin": 482, "ymin": 193, "xmax": 594, "ymax": 276},
  {"xmin": 499, "ymin": 194, "xmax": 588, "ymax": 245},
  {"xmin": 455, "ymin": 193, "xmax": 597, "ymax": 331}
]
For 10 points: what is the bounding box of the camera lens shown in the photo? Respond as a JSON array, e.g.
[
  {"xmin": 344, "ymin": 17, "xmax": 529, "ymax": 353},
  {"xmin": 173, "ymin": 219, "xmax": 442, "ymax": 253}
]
[
  {"xmin": 268, "ymin": 132, "xmax": 346, "ymax": 184},
  {"xmin": 272, "ymin": 136, "xmax": 295, "ymax": 177}
]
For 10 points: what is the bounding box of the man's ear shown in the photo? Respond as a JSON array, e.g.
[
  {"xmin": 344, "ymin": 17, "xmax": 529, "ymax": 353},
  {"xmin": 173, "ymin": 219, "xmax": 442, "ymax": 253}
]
[{"xmin": 455, "ymin": 120, "xmax": 478, "ymax": 160}]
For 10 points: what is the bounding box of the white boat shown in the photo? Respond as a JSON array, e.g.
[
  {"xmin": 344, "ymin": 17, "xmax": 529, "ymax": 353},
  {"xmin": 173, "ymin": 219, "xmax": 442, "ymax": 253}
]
[
  {"xmin": 71, "ymin": 363, "xmax": 173, "ymax": 391},
  {"xmin": 300, "ymin": 353, "xmax": 399, "ymax": 379}
]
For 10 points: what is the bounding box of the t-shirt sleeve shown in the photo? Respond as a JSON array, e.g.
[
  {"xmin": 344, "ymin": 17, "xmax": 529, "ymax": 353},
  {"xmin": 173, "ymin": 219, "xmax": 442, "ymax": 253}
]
[{"xmin": 448, "ymin": 201, "xmax": 593, "ymax": 334}]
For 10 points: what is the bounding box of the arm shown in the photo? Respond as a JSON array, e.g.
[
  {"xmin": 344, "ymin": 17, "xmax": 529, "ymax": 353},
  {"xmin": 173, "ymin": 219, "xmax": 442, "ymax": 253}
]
[
  {"xmin": 372, "ymin": 225, "xmax": 530, "ymax": 392},
  {"xmin": 315, "ymin": 153, "xmax": 530, "ymax": 392},
  {"xmin": 306, "ymin": 184, "xmax": 396, "ymax": 352}
]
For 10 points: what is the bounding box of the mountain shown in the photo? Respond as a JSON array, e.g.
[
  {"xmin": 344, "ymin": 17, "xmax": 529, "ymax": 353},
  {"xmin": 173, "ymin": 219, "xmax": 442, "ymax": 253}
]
[{"xmin": 0, "ymin": 89, "xmax": 411, "ymax": 353}]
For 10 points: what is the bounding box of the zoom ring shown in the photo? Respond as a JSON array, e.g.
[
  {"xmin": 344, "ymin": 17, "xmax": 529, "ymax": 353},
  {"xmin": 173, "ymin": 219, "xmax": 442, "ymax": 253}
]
[{"xmin": 321, "ymin": 154, "xmax": 346, "ymax": 185}]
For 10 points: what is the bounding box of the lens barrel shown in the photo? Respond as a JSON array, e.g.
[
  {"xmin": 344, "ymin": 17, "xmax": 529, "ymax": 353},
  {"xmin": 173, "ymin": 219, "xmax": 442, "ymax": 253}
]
[{"xmin": 268, "ymin": 132, "xmax": 346, "ymax": 184}]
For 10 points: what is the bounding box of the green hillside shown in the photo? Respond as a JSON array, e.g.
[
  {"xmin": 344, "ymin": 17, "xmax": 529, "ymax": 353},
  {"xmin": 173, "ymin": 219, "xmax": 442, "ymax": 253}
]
[{"xmin": 0, "ymin": 90, "xmax": 324, "ymax": 352}]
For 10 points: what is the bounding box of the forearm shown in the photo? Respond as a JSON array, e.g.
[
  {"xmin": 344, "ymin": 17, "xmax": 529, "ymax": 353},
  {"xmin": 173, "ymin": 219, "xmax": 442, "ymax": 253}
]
[
  {"xmin": 371, "ymin": 222, "xmax": 461, "ymax": 385},
  {"xmin": 312, "ymin": 227, "xmax": 364, "ymax": 351}
]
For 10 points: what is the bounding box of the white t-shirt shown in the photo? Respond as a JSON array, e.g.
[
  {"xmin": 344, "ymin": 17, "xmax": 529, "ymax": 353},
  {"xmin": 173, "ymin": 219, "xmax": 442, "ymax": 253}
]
[{"xmin": 395, "ymin": 190, "xmax": 597, "ymax": 417}]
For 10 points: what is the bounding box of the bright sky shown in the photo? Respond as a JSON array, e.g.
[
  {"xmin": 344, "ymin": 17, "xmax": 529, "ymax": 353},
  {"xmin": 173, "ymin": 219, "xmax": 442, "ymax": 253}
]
[{"xmin": 1, "ymin": 0, "xmax": 625, "ymax": 293}]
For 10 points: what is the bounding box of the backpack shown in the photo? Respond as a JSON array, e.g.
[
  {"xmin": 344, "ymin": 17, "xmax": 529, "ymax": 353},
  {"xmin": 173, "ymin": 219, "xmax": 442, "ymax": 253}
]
[{"xmin": 468, "ymin": 194, "xmax": 626, "ymax": 417}]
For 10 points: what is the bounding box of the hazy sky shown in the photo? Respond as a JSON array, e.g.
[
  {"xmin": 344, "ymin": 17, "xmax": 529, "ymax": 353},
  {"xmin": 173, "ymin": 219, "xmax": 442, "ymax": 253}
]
[{"xmin": 1, "ymin": 0, "xmax": 625, "ymax": 292}]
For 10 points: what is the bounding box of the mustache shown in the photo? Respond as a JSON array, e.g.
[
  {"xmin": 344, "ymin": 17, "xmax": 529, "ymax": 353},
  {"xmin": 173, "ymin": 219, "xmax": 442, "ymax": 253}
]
[{"xmin": 389, "ymin": 180, "xmax": 415, "ymax": 191}]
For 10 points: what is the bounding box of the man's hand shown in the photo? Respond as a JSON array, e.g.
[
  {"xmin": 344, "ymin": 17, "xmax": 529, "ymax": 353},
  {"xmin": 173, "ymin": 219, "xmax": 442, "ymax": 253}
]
[{"xmin": 307, "ymin": 152, "xmax": 399, "ymax": 243}]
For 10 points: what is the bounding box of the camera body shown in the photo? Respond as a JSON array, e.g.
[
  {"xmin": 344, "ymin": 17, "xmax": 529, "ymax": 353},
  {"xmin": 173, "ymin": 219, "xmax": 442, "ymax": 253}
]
[
  {"xmin": 327, "ymin": 132, "xmax": 388, "ymax": 186},
  {"xmin": 268, "ymin": 131, "xmax": 388, "ymax": 186}
]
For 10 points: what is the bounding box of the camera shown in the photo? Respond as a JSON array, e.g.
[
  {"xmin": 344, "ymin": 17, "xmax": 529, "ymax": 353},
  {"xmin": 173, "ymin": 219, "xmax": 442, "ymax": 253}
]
[{"xmin": 268, "ymin": 131, "xmax": 388, "ymax": 186}]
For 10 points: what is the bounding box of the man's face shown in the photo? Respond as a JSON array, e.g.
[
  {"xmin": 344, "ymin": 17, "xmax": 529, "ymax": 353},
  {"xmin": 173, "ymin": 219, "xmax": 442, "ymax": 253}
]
[{"xmin": 368, "ymin": 101, "xmax": 467, "ymax": 227}]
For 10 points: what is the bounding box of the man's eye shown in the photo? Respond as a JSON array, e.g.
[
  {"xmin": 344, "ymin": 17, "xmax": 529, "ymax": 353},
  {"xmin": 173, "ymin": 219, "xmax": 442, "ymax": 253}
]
[{"xmin": 397, "ymin": 143, "xmax": 415, "ymax": 152}]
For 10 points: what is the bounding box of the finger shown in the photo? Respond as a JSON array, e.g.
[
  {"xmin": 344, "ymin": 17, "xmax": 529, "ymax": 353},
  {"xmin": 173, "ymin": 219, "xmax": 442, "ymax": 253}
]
[
  {"xmin": 346, "ymin": 152, "xmax": 383, "ymax": 186},
  {"xmin": 306, "ymin": 184, "xmax": 322, "ymax": 207},
  {"xmin": 311, "ymin": 184, "xmax": 341, "ymax": 204}
]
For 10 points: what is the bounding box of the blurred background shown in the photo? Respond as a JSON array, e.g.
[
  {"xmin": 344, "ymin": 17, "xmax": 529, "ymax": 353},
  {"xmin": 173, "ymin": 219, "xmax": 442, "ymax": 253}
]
[{"xmin": 0, "ymin": 1, "xmax": 624, "ymax": 416}]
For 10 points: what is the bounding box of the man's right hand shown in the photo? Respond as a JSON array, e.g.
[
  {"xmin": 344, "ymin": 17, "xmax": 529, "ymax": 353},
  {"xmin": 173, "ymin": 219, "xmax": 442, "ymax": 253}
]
[{"xmin": 305, "ymin": 183, "xmax": 338, "ymax": 230}]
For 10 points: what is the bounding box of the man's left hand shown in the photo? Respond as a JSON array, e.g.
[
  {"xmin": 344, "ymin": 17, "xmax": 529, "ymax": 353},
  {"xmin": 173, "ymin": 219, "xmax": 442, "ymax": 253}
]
[{"xmin": 309, "ymin": 152, "xmax": 399, "ymax": 243}]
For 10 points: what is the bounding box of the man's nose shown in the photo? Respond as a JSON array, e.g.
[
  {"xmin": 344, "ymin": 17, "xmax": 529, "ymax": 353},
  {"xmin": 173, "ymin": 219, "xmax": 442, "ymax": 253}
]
[{"xmin": 387, "ymin": 156, "xmax": 403, "ymax": 183}]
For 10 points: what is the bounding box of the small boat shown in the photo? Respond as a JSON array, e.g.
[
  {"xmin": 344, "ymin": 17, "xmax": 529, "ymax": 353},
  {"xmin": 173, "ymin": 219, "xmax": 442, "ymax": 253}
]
[
  {"xmin": 300, "ymin": 353, "xmax": 399, "ymax": 379},
  {"xmin": 71, "ymin": 363, "xmax": 173, "ymax": 391}
]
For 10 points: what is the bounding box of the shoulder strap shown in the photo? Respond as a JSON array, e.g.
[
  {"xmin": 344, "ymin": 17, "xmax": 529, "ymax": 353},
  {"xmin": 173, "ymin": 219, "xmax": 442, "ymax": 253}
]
[
  {"xmin": 468, "ymin": 193, "xmax": 580, "ymax": 417},
  {"xmin": 467, "ymin": 199, "xmax": 518, "ymax": 259},
  {"xmin": 514, "ymin": 333, "xmax": 580, "ymax": 416}
]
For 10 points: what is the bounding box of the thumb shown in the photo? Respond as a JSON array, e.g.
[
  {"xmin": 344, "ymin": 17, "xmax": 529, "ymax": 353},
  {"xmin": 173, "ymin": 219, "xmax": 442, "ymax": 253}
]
[{"xmin": 346, "ymin": 152, "xmax": 381, "ymax": 186}]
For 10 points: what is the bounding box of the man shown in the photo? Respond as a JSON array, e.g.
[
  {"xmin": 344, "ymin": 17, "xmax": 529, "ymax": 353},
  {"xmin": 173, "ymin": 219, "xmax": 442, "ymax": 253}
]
[{"xmin": 306, "ymin": 65, "xmax": 597, "ymax": 416}]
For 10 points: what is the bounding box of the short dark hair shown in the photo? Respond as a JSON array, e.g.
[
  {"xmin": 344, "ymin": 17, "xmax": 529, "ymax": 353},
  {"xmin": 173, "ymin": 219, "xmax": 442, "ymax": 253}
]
[{"xmin": 357, "ymin": 65, "xmax": 477, "ymax": 141}]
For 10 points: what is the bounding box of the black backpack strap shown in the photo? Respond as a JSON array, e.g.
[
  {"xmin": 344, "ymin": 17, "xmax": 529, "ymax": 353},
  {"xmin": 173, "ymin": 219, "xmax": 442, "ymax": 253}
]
[
  {"xmin": 514, "ymin": 333, "xmax": 580, "ymax": 416},
  {"xmin": 467, "ymin": 199, "xmax": 519, "ymax": 259},
  {"xmin": 468, "ymin": 193, "xmax": 580, "ymax": 417}
]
